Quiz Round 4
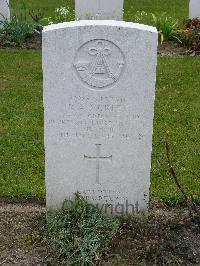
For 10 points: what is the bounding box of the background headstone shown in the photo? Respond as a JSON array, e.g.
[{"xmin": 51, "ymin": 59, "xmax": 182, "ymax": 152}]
[
  {"xmin": 75, "ymin": 0, "xmax": 124, "ymax": 20},
  {"xmin": 189, "ymin": 0, "xmax": 200, "ymax": 18},
  {"xmin": 43, "ymin": 21, "xmax": 158, "ymax": 215},
  {"xmin": 0, "ymin": 0, "xmax": 10, "ymax": 23}
]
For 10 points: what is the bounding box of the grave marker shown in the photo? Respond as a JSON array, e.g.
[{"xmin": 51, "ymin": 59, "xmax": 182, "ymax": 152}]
[
  {"xmin": 75, "ymin": 0, "xmax": 124, "ymax": 20},
  {"xmin": 43, "ymin": 20, "xmax": 158, "ymax": 215},
  {"xmin": 0, "ymin": 0, "xmax": 10, "ymax": 23},
  {"xmin": 189, "ymin": 0, "xmax": 200, "ymax": 18}
]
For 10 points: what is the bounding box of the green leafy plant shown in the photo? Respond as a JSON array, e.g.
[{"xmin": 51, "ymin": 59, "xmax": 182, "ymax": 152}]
[
  {"xmin": 0, "ymin": 15, "xmax": 35, "ymax": 46},
  {"xmin": 0, "ymin": 1, "xmax": 44, "ymax": 46},
  {"xmin": 46, "ymin": 194, "xmax": 119, "ymax": 265},
  {"xmin": 151, "ymin": 13, "xmax": 180, "ymax": 43},
  {"xmin": 132, "ymin": 11, "xmax": 180, "ymax": 44}
]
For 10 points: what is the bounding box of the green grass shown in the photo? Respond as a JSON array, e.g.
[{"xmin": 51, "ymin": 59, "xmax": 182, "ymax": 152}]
[
  {"xmin": 124, "ymin": 0, "xmax": 189, "ymax": 23},
  {"xmin": 0, "ymin": 51, "xmax": 199, "ymax": 204},
  {"xmin": 10, "ymin": 0, "xmax": 189, "ymax": 24},
  {"xmin": 0, "ymin": 51, "xmax": 44, "ymax": 198},
  {"xmin": 152, "ymin": 56, "xmax": 200, "ymax": 204},
  {"xmin": 10, "ymin": 0, "xmax": 74, "ymax": 18}
]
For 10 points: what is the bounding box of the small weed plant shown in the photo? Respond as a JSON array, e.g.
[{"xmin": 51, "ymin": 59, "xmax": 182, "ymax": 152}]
[
  {"xmin": 0, "ymin": 15, "xmax": 35, "ymax": 46},
  {"xmin": 151, "ymin": 13, "xmax": 180, "ymax": 43},
  {"xmin": 0, "ymin": 2, "xmax": 44, "ymax": 47},
  {"xmin": 133, "ymin": 11, "xmax": 180, "ymax": 43},
  {"xmin": 46, "ymin": 194, "xmax": 119, "ymax": 265},
  {"xmin": 0, "ymin": 1, "xmax": 45, "ymax": 46}
]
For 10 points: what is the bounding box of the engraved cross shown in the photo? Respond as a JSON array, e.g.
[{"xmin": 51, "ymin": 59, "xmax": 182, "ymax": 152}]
[{"xmin": 84, "ymin": 144, "xmax": 112, "ymax": 184}]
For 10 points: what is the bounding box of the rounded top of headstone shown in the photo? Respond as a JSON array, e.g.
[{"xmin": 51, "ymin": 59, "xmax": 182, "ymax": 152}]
[{"xmin": 43, "ymin": 20, "xmax": 157, "ymax": 34}]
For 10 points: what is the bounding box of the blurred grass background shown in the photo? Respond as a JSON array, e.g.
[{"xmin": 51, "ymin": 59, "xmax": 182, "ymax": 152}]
[{"xmin": 10, "ymin": 0, "xmax": 189, "ymax": 24}]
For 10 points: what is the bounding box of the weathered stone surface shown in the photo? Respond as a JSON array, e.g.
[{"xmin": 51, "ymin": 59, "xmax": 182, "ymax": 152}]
[
  {"xmin": 0, "ymin": 0, "xmax": 10, "ymax": 23},
  {"xmin": 189, "ymin": 0, "xmax": 200, "ymax": 18},
  {"xmin": 43, "ymin": 20, "xmax": 158, "ymax": 215},
  {"xmin": 75, "ymin": 0, "xmax": 124, "ymax": 20}
]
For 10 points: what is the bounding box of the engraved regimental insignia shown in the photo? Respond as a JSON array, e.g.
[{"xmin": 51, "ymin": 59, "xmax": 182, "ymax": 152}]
[{"xmin": 74, "ymin": 39, "xmax": 125, "ymax": 89}]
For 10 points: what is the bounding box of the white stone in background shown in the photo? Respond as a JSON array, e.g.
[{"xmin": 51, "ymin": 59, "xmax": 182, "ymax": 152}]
[
  {"xmin": 75, "ymin": 0, "xmax": 124, "ymax": 20},
  {"xmin": 0, "ymin": 0, "xmax": 10, "ymax": 22},
  {"xmin": 43, "ymin": 20, "xmax": 158, "ymax": 215},
  {"xmin": 189, "ymin": 0, "xmax": 200, "ymax": 18}
]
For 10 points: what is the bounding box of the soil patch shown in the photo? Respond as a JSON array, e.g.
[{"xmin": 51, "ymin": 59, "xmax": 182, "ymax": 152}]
[
  {"xmin": 0, "ymin": 203, "xmax": 47, "ymax": 266},
  {"xmin": 0, "ymin": 32, "xmax": 42, "ymax": 51},
  {"xmin": 158, "ymin": 41, "xmax": 196, "ymax": 56},
  {"xmin": 0, "ymin": 202, "xmax": 199, "ymax": 265}
]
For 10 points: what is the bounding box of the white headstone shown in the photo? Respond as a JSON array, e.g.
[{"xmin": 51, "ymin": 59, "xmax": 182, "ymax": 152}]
[
  {"xmin": 189, "ymin": 0, "xmax": 200, "ymax": 18},
  {"xmin": 43, "ymin": 20, "xmax": 158, "ymax": 215},
  {"xmin": 0, "ymin": 0, "xmax": 10, "ymax": 23},
  {"xmin": 75, "ymin": 0, "xmax": 124, "ymax": 20}
]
